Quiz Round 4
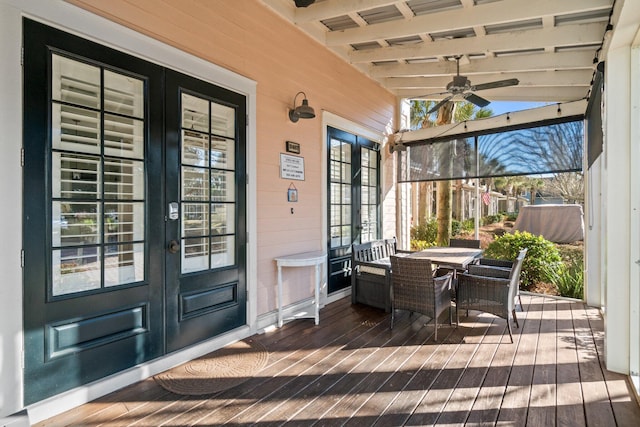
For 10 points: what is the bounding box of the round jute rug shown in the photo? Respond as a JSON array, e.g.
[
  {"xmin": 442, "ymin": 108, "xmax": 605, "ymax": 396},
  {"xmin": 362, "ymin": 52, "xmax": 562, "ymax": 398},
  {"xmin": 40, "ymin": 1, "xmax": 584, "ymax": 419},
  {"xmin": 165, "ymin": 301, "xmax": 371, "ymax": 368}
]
[{"xmin": 154, "ymin": 339, "xmax": 269, "ymax": 395}]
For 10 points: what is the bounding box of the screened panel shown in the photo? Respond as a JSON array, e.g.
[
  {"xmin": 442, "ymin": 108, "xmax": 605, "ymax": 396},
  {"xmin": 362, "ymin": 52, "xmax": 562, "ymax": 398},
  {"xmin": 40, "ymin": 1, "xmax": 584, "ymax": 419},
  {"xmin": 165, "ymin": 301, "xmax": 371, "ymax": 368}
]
[
  {"xmin": 398, "ymin": 120, "xmax": 583, "ymax": 182},
  {"xmin": 478, "ymin": 121, "xmax": 583, "ymax": 177}
]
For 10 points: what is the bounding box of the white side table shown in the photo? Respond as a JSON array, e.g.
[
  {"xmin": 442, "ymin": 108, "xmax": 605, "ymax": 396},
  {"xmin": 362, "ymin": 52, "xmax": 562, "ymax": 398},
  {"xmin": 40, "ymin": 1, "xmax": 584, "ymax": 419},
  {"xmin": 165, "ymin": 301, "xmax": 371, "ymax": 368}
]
[{"xmin": 274, "ymin": 251, "xmax": 326, "ymax": 327}]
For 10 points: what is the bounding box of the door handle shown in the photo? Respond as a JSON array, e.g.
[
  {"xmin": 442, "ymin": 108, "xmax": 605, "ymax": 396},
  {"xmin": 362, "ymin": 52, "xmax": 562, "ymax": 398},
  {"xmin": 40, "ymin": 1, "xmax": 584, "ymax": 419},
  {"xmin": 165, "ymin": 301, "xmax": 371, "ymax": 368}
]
[{"xmin": 168, "ymin": 240, "xmax": 180, "ymax": 254}]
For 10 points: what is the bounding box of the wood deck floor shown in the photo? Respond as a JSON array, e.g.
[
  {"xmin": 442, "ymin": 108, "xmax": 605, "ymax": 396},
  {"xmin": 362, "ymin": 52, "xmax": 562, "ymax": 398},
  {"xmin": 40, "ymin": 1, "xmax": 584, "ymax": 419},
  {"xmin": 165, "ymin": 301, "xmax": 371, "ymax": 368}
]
[{"xmin": 36, "ymin": 294, "xmax": 640, "ymax": 426}]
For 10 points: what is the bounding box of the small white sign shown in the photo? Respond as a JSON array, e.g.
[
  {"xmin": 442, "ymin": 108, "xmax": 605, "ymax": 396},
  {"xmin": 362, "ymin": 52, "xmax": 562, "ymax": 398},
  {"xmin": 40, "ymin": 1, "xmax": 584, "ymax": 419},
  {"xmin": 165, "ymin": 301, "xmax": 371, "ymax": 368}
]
[{"xmin": 280, "ymin": 153, "xmax": 305, "ymax": 181}]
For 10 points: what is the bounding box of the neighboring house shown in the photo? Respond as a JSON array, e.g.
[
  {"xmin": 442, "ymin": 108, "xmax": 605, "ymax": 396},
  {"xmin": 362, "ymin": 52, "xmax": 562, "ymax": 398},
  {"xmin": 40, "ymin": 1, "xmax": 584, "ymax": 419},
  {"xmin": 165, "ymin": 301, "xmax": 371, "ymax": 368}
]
[{"xmin": 0, "ymin": 0, "xmax": 639, "ymax": 423}]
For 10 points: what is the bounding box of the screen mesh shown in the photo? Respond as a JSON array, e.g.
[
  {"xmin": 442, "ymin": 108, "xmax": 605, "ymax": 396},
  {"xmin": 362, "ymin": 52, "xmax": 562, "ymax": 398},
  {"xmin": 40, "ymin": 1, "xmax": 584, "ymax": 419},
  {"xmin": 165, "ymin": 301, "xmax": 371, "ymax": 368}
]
[{"xmin": 398, "ymin": 119, "xmax": 583, "ymax": 182}]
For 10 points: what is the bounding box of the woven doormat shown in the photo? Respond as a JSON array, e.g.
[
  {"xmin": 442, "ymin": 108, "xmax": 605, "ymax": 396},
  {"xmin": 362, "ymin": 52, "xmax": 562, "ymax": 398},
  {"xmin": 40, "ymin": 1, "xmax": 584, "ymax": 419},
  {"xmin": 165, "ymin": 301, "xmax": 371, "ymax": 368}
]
[{"xmin": 154, "ymin": 339, "xmax": 269, "ymax": 395}]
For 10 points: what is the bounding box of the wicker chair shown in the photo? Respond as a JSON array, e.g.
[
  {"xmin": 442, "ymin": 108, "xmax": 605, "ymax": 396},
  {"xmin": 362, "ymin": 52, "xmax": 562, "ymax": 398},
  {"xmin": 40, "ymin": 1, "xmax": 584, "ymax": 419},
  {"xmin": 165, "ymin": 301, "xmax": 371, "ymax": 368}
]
[
  {"xmin": 389, "ymin": 256, "xmax": 453, "ymax": 341},
  {"xmin": 456, "ymin": 248, "xmax": 527, "ymax": 343},
  {"xmin": 473, "ymin": 256, "xmax": 523, "ymax": 311},
  {"xmin": 449, "ymin": 238, "xmax": 481, "ymax": 249}
]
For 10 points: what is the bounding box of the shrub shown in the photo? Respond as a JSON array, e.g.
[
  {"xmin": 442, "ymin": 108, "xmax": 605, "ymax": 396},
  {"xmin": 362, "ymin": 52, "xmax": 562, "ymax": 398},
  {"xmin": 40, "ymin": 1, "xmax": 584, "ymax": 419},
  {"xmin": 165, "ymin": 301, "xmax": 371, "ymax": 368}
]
[
  {"xmin": 410, "ymin": 218, "xmax": 437, "ymax": 243},
  {"xmin": 411, "ymin": 239, "xmax": 434, "ymax": 251},
  {"xmin": 451, "ymin": 219, "xmax": 462, "ymax": 237},
  {"xmin": 504, "ymin": 212, "xmax": 518, "ymax": 221},
  {"xmin": 461, "ymin": 218, "xmax": 475, "ymax": 233},
  {"xmin": 484, "ymin": 231, "xmax": 562, "ymax": 287},
  {"xmin": 546, "ymin": 260, "xmax": 584, "ymax": 299}
]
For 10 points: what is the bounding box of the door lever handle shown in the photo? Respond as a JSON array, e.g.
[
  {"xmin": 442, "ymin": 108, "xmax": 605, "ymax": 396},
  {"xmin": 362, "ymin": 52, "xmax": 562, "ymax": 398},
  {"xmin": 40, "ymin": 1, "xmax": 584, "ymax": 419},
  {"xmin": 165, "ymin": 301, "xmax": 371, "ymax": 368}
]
[{"xmin": 168, "ymin": 240, "xmax": 180, "ymax": 254}]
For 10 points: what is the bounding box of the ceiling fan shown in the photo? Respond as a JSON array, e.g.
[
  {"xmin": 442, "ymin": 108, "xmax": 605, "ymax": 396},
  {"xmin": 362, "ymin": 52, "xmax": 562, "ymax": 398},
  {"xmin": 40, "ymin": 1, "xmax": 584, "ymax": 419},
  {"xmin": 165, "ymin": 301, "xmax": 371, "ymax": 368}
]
[
  {"xmin": 294, "ymin": 0, "xmax": 315, "ymax": 7},
  {"xmin": 424, "ymin": 56, "xmax": 519, "ymax": 115}
]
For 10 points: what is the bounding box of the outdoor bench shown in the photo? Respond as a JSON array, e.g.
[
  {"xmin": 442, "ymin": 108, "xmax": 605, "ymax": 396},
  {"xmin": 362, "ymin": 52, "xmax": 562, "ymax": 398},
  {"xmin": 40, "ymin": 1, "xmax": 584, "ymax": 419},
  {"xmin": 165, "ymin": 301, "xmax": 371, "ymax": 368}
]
[{"xmin": 351, "ymin": 237, "xmax": 410, "ymax": 312}]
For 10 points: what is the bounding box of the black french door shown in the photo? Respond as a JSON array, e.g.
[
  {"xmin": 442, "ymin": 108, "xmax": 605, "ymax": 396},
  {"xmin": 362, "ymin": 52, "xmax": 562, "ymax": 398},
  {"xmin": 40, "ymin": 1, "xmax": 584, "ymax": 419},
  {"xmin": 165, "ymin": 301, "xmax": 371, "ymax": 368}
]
[
  {"xmin": 22, "ymin": 19, "xmax": 246, "ymax": 404},
  {"xmin": 327, "ymin": 127, "xmax": 381, "ymax": 294}
]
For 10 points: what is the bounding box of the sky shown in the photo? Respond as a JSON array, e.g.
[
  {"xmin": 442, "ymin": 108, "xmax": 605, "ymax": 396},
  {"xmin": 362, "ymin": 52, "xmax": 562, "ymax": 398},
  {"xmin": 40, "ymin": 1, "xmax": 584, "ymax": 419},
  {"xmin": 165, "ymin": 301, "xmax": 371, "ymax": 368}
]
[{"xmin": 487, "ymin": 101, "xmax": 550, "ymax": 116}]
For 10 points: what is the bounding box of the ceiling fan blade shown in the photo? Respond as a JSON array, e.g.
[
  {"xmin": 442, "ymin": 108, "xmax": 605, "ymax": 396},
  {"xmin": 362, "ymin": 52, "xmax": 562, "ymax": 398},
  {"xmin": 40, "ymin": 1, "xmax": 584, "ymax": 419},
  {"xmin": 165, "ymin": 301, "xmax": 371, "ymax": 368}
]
[
  {"xmin": 463, "ymin": 92, "xmax": 490, "ymax": 108},
  {"xmin": 426, "ymin": 96, "xmax": 454, "ymax": 114},
  {"xmin": 471, "ymin": 78, "xmax": 520, "ymax": 92}
]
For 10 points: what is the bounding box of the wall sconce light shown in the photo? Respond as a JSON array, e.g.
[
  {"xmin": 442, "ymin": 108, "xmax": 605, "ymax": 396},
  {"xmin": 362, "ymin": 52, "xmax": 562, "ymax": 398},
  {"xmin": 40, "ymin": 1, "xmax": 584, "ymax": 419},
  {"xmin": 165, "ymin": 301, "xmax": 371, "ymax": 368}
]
[{"xmin": 288, "ymin": 91, "xmax": 316, "ymax": 122}]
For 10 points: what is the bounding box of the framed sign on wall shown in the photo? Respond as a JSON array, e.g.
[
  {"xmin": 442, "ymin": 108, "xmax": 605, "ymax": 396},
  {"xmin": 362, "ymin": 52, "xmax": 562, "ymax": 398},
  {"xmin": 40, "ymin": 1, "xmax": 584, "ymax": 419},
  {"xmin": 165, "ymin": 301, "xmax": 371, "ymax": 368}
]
[{"xmin": 280, "ymin": 153, "xmax": 305, "ymax": 181}]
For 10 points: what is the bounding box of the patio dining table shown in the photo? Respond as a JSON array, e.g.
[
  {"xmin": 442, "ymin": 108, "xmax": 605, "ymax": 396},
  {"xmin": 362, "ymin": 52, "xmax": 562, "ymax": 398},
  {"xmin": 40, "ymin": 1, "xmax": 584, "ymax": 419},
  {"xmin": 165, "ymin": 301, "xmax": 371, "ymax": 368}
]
[{"xmin": 366, "ymin": 246, "xmax": 483, "ymax": 272}]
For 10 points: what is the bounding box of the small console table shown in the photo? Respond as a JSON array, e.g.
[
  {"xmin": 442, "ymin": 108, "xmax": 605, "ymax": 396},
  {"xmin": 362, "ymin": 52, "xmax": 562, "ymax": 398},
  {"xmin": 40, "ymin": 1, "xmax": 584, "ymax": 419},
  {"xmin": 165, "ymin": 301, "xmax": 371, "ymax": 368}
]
[{"xmin": 274, "ymin": 251, "xmax": 326, "ymax": 327}]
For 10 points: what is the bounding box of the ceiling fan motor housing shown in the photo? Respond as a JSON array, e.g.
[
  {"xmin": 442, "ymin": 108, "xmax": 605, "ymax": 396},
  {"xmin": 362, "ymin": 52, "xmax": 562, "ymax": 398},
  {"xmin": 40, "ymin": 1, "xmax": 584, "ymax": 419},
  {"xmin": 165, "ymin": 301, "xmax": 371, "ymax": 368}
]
[{"xmin": 447, "ymin": 75, "xmax": 470, "ymax": 92}]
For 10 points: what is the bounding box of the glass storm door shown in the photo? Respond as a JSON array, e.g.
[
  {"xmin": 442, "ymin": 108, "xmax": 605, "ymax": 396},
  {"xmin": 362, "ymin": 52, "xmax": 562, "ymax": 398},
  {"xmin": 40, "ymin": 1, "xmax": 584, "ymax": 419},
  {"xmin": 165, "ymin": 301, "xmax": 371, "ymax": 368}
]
[
  {"xmin": 164, "ymin": 70, "xmax": 246, "ymax": 352},
  {"xmin": 327, "ymin": 127, "xmax": 380, "ymax": 294}
]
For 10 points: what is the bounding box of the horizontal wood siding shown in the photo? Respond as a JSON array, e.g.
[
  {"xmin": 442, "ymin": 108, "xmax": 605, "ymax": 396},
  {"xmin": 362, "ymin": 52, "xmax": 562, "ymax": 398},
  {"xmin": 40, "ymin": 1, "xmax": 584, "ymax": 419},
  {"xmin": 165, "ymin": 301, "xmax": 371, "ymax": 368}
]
[{"xmin": 67, "ymin": 0, "xmax": 397, "ymax": 315}]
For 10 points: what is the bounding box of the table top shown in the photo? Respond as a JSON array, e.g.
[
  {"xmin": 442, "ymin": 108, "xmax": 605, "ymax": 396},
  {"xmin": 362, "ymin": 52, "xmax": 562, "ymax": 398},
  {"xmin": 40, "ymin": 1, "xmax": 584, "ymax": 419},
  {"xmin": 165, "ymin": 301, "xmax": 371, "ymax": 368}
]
[
  {"xmin": 363, "ymin": 246, "xmax": 483, "ymax": 270},
  {"xmin": 275, "ymin": 250, "xmax": 326, "ymax": 266},
  {"xmin": 408, "ymin": 246, "xmax": 483, "ymax": 269}
]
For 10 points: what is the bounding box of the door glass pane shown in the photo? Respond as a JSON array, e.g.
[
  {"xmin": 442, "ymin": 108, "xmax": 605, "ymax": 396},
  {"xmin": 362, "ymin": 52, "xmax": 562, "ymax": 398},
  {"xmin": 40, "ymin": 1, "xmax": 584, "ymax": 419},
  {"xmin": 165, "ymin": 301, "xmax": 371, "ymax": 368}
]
[
  {"xmin": 52, "ymin": 248, "xmax": 101, "ymax": 296},
  {"xmin": 182, "ymin": 130, "xmax": 209, "ymax": 167},
  {"xmin": 52, "ymin": 202, "xmax": 101, "ymax": 247},
  {"xmin": 211, "ymin": 170, "xmax": 235, "ymax": 202},
  {"xmin": 180, "ymin": 93, "xmax": 237, "ymax": 273},
  {"xmin": 182, "ymin": 237, "xmax": 209, "ymax": 274},
  {"xmin": 50, "ymin": 54, "xmax": 146, "ymax": 296},
  {"xmin": 104, "ymin": 158, "xmax": 144, "ymax": 200},
  {"xmin": 52, "ymin": 104, "xmax": 101, "ymax": 154},
  {"xmin": 182, "ymin": 203, "xmax": 209, "ymax": 237},
  {"xmin": 104, "ymin": 114, "xmax": 144, "ymax": 159},
  {"xmin": 104, "ymin": 202, "xmax": 144, "ymax": 242},
  {"xmin": 211, "ymin": 103, "xmax": 235, "ymax": 138},
  {"xmin": 182, "ymin": 94, "xmax": 209, "ymax": 133},
  {"xmin": 211, "ymin": 137, "xmax": 235, "ymax": 169},
  {"xmin": 104, "ymin": 70, "xmax": 144, "ymax": 118},
  {"xmin": 211, "ymin": 235, "xmax": 234, "ymax": 268},
  {"xmin": 182, "ymin": 167, "xmax": 210, "ymax": 201},
  {"xmin": 52, "ymin": 153, "xmax": 100, "ymax": 199},
  {"xmin": 52, "ymin": 55, "xmax": 100, "ymax": 108},
  {"xmin": 211, "ymin": 204, "xmax": 235, "ymax": 235},
  {"xmin": 105, "ymin": 243, "xmax": 144, "ymax": 287},
  {"xmin": 360, "ymin": 147, "xmax": 379, "ymax": 243}
]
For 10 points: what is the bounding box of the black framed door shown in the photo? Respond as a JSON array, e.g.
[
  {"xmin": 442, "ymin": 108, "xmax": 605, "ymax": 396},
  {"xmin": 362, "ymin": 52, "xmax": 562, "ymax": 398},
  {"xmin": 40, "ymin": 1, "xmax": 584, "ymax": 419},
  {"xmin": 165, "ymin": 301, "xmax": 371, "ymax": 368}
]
[
  {"xmin": 164, "ymin": 70, "xmax": 247, "ymax": 352},
  {"xmin": 327, "ymin": 127, "xmax": 380, "ymax": 294},
  {"xmin": 22, "ymin": 19, "xmax": 247, "ymax": 404}
]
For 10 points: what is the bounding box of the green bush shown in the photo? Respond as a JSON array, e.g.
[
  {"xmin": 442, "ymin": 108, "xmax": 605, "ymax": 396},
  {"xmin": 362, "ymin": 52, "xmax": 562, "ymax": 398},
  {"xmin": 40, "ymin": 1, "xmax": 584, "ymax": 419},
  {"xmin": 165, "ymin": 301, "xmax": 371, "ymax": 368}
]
[
  {"xmin": 504, "ymin": 212, "xmax": 518, "ymax": 221},
  {"xmin": 411, "ymin": 239, "xmax": 435, "ymax": 251},
  {"xmin": 451, "ymin": 219, "xmax": 462, "ymax": 237},
  {"xmin": 461, "ymin": 218, "xmax": 475, "ymax": 233},
  {"xmin": 484, "ymin": 231, "xmax": 562, "ymax": 287},
  {"xmin": 410, "ymin": 218, "xmax": 437, "ymax": 243},
  {"xmin": 546, "ymin": 260, "xmax": 584, "ymax": 299}
]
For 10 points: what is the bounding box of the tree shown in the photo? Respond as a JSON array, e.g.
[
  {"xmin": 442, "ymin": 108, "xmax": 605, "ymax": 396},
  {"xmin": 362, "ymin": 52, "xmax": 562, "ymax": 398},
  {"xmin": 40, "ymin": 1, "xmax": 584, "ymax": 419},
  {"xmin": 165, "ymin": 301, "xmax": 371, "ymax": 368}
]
[{"xmin": 408, "ymin": 100, "xmax": 493, "ymax": 245}]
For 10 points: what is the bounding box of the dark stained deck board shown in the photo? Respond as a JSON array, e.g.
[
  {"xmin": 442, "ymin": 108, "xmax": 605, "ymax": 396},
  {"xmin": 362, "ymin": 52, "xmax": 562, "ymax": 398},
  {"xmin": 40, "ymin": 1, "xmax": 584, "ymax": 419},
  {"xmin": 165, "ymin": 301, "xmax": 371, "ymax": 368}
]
[
  {"xmin": 34, "ymin": 295, "xmax": 640, "ymax": 427},
  {"xmin": 585, "ymin": 302, "xmax": 640, "ymax": 427},
  {"xmin": 496, "ymin": 294, "xmax": 544, "ymax": 426},
  {"xmin": 527, "ymin": 295, "xmax": 558, "ymax": 426},
  {"xmin": 573, "ymin": 300, "xmax": 618, "ymax": 426},
  {"xmin": 555, "ymin": 301, "xmax": 586, "ymax": 427}
]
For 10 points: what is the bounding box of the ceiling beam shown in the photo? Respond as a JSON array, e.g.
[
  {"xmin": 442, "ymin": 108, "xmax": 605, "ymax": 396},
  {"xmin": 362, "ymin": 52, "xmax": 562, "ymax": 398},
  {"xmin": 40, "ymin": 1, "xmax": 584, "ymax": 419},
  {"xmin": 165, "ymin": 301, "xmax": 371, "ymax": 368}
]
[
  {"xmin": 326, "ymin": 0, "xmax": 612, "ymax": 46},
  {"xmin": 395, "ymin": 86, "xmax": 590, "ymax": 102},
  {"xmin": 396, "ymin": 100, "xmax": 588, "ymax": 143},
  {"xmin": 369, "ymin": 51, "xmax": 596, "ymax": 78},
  {"xmin": 349, "ymin": 22, "xmax": 606, "ymax": 63},
  {"xmin": 383, "ymin": 70, "xmax": 595, "ymax": 90},
  {"xmin": 294, "ymin": 0, "xmax": 406, "ymax": 23}
]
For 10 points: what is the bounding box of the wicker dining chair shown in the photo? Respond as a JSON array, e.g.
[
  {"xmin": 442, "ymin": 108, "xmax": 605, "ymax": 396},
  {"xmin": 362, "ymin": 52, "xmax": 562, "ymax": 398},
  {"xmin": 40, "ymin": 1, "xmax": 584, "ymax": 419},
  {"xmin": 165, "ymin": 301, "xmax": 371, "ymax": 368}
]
[
  {"xmin": 456, "ymin": 248, "xmax": 527, "ymax": 343},
  {"xmin": 449, "ymin": 238, "xmax": 482, "ymax": 249},
  {"xmin": 473, "ymin": 256, "xmax": 524, "ymax": 311},
  {"xmin": 389, "ymin": 255, "xmax": 453, "ymax": 341}
]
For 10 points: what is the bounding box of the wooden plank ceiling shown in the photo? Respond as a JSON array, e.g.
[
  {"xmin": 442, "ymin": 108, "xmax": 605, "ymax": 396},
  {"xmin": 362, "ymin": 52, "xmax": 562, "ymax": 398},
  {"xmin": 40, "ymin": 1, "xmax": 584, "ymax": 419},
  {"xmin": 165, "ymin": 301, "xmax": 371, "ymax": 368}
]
[{"xmin": 263, "ymin": 0, "xmax": 613, "ymax": 105}]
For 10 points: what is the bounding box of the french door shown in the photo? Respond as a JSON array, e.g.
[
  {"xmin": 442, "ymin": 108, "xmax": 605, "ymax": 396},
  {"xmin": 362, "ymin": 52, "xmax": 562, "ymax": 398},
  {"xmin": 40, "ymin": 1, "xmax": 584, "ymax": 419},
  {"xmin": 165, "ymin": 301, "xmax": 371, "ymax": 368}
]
[
  {"xmin": 327, "ymin": 127, "xmax": 381, "ymax": 294},
  {"xmin": 22, "ymin": 19, "xmax": 246, "ymax": 404}
]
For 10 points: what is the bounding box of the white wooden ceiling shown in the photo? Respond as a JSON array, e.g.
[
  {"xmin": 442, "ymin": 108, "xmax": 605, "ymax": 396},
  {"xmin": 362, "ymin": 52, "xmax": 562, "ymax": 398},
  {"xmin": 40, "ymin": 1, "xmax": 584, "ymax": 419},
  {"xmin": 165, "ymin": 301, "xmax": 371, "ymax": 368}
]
[{"xmin": 263, "ymin": 0, "xmax": 613, "ymax": 104}]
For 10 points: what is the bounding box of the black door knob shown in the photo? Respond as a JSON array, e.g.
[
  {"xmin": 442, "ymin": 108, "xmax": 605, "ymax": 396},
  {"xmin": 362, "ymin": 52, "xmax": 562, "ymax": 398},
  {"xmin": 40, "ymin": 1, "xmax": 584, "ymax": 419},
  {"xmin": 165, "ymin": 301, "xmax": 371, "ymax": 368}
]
[{"xmin": 168, "ymin": 240, "xmax": 180, "ymax": 254}]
